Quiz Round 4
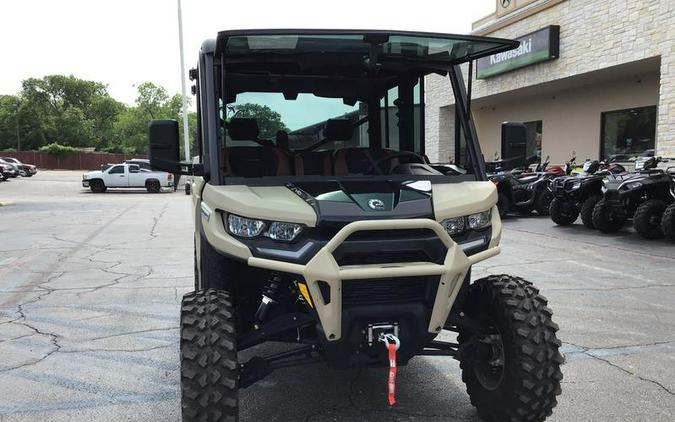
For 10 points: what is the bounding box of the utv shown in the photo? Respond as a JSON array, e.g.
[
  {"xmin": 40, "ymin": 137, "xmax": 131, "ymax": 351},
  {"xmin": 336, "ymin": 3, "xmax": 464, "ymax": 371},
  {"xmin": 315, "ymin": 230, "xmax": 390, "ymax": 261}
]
[
  {"xmin": 549, "ymin": 160, "xmax": 626, "ymax": 228},
  {"xmin": 593, "ymin": 157, "xmax": 675, "ymax": 238},
  {"xmin": 149, "ymin": 30, "xmax": 563, "ymax": 421}
]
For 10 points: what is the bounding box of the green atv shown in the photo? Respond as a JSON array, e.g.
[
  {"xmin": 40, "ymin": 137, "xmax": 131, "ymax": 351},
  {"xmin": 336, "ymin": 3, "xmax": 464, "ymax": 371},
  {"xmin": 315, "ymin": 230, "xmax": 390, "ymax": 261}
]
[{"xmin": 149, "ymin": 29, "xmax": 563, "ymax": 422}]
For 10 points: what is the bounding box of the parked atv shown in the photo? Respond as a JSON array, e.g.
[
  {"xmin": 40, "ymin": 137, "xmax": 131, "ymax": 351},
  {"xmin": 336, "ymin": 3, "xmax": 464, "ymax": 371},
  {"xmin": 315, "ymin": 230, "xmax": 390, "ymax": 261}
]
[
  {"xmin": 149, "ymin": 29, "xmax": 563, "ymax": 422},
  {"xmin": 662, "ymin": 201, "xmax": 675, "ymax": 241},
  {"xmin": 549, "ymin": 160, "xmax": 627, "ymax": 228},
  {"xmin": 489, "ymin": 156, "xmax": 560, "ymax": 217},
  {"xmin": 593, "ymin": 157, "xmax": 675, "ymax": 238}
]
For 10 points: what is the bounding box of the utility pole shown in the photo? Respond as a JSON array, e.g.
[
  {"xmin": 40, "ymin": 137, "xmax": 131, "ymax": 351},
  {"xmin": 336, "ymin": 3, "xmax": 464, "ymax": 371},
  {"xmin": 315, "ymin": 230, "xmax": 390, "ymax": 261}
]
[
  {"xmin": 15, "ymin": 99, "xmax": 21, "ymax": 152},
  {"xmin": 177, "ymin": 0, "xmax": 190, "ymax": 162}
]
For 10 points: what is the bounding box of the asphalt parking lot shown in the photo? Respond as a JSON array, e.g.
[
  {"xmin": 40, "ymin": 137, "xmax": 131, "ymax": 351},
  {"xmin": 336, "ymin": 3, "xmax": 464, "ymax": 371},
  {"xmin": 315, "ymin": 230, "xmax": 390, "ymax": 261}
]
[{"xmin": 1, "ymin": 171, "xmax": 673, "ymax": 421}]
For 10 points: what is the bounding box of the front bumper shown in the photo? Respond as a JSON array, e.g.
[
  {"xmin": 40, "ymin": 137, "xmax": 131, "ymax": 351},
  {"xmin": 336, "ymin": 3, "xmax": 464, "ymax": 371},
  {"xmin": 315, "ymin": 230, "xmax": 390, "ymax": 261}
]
[{"xmin": 245, "ymin": 217, "xmax": 500, "ymax": 341}]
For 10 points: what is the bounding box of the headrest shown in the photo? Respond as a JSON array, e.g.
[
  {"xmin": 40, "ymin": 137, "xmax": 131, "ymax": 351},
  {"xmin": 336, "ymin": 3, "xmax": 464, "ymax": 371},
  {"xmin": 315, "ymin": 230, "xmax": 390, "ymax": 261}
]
[
  {"xmin": 228, "ymin": 118, "xmax": 259, "ymax": 140},
  {"xmin": 323, "ymin": 119, "xmax": 353, "ymax": 141}
]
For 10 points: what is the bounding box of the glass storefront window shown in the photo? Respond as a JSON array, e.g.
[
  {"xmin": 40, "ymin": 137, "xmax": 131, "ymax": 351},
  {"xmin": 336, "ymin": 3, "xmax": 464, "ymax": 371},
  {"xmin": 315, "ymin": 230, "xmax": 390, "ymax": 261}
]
[{"xmin": 601, "ymin": 106, "xmax": 656, "ymax": 160}]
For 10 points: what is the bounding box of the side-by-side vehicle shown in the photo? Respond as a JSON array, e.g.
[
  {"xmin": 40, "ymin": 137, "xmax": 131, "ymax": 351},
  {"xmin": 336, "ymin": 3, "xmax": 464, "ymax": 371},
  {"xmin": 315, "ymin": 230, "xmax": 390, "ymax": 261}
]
[{"xmin": 149, "ymin": 29, "xmax": 563, "ymax": 422}]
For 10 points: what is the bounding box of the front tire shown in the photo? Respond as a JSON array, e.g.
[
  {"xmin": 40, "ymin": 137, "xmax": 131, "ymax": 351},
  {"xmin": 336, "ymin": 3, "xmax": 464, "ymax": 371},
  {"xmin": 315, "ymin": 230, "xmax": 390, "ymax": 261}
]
[
  {"xmin": 592, "ymin": 199, "xmax": 627, "ymax": 233},
  {"xmin": 661, "ymin": 203, "xmax": 675, "ymax": 241},
  {"xmin": 458, "ymin": 275, "xmax": 563, "ymax": 422},
  {"xmin": 580, "ymin": 195, "xmax": 601, "ymax": 229},
  {"xmin": 89, "ymin": 179, "xmax": 106, "ymax": 193},
  {"xmin": 549, "ymin": 198, "xmax": 579, "ymax": 226},
  {"xmin": 181, "ymin": 289, "xmax": 239, "ymax": 422},
  {"xmin": 535, "ymin": 190, "xmax": 554, "ymax": 216},
  {"xmin": 633, "ymin": 199, "xmax": 666, "ymax": 239}
]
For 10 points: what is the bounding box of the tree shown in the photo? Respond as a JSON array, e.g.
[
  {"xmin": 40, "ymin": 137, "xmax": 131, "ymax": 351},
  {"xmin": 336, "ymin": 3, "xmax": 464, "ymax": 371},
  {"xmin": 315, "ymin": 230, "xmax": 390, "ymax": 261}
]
[{"xmin": 231, "ymin": 103, "xmax": 288, "ymax": 139}]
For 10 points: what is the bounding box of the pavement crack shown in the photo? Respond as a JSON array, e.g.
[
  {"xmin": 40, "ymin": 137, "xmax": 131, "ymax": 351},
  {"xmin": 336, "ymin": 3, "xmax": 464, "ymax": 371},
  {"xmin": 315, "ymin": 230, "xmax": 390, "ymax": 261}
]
[
  {"xmin": 563, "ymin": 341, "xmax": 675, "ymax": 396},
  {"xmin": 149, "ymin": 203, "xmax": 169, "ymax": 240},
  {"xmin": 87, "ymin": 326, "xmax": 179, "ymax": 341}
]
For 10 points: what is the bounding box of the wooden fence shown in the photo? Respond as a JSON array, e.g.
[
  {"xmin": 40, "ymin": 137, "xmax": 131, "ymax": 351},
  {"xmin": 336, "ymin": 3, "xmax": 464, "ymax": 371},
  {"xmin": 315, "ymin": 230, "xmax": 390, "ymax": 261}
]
[{"xmin": 0, "ymin": 151, "xmax": 147, "ymax": 170}]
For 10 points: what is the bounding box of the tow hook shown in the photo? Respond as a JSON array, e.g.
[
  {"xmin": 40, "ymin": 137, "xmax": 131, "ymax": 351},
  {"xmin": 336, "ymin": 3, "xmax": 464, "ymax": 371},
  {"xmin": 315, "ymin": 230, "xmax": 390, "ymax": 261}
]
[{"xmin": 378, "ymin": 332, "xmax": 401, "ymax": 406}]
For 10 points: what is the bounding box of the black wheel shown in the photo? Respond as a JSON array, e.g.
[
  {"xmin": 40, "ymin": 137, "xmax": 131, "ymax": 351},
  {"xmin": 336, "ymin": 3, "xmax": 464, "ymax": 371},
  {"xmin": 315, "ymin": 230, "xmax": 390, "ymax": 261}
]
[
  {"xmin": 185, "ymin": 183, "xmax": 191, "ymax": 195},
  {"xmin": 181, "ymin": 289, "xmax": 239, "ymax": 421},
  {"xmin": 580, "ymin": 195, "xmax": 601, "ymax": 229},
  {"xmin": 535, "ymin": 190, "xmax": 554, "ymax": 216},
  {"xmin": 458, "ymin": 275, "xmax": 563, "ymax": 422},
  {"xmin": 146, "ymin": 180, "xmax": 161, "ymax": 193},
  {"xmin": 633, "ymin": 199, "xmax": 666, "ymax": 239},
  {"xmin": 89, "ymin": 179, "xmax": 106, "ymax": 193},
  {"xmin": 497, "ymin": 192, "xmax": 510, "ymax": 218},
  {"xmin": 592, "ymin": 199, "xmax": 627, "ymax": 233},
  {"xmin": 549, "ymin": 198, "xmax": 579, "ymax": 226},
  {"xmin": 661, "ymin": 203, "xmax": 675, "ymax": 241}
]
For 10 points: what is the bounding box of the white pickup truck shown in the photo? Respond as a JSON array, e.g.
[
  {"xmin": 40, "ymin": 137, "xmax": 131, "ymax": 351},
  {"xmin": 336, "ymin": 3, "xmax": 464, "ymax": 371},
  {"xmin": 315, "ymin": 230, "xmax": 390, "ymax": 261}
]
[{"xmin": 82, "ymin": 163, "xmax": 173, "ymax": 193}]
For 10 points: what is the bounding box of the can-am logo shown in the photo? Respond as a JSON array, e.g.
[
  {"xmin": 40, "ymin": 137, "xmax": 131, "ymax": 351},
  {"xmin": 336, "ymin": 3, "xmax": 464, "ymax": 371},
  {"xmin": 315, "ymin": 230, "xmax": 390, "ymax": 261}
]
[
  {"xmin": 501, "ymin": 0, "xmax": 512, "ymax": 7},
  {"xmin": 368, "ymin": 199, "xmax": 386, "ymax": 210},
  {"xmin": 490, "ymin": 38, "xmax": 532, "ymax": 65}
]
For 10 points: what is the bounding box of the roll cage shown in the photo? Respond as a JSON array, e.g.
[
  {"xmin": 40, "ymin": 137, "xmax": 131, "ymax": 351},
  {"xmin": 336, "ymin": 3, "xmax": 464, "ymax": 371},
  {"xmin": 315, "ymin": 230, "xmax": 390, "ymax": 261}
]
[{"xmin": 191, "ymin": 30, "xmax": 519, "ymax": 185}]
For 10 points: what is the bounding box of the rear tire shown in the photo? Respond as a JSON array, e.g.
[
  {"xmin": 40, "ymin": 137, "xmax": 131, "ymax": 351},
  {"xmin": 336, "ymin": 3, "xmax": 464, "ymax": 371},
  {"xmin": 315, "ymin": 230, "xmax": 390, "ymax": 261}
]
[
  {"xmin": 633, "ymin": 199, "xmax": 666, "ymax": 239},
  {"xmin": 181, "ymin": 289, "xmax": 239, "ymax": 422},
  {"xmin": 458, "ymin": 275, "xmax": 563, "ymax": 422},
  {"xmin": 497, "ymin": 193, "xmax": 510, "ymax": 218},
  {"xmin": 580, "ymin": 195, "xmax": 601, "ymax": 229},
  {"xmin": 146, "ymin": 180, "xmax": 161, "ymax": 193},
  {"xmin": 89, "ymin": 179, "xmax": 106, "ymax": 193},
  {"xmin": 549, "ymin": 198, "xmax": 579, "ymax": 226},
  {"xmin": 535, "ymin": 190, "xmax": 554, "ymax": 216},
  {"xmin": 592, "ymin": 199, "xmax": 626, "ymax": 233},
  {"xmin": 661, "ymin": 203, "xmax": 675, "ymax": 241}
]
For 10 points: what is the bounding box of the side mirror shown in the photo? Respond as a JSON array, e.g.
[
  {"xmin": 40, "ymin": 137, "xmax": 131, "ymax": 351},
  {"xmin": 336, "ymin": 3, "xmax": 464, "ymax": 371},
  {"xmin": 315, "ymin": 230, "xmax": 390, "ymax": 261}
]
[{"xmin": 148, "ymin": 120, "xmax": 201, "ymax": 175}]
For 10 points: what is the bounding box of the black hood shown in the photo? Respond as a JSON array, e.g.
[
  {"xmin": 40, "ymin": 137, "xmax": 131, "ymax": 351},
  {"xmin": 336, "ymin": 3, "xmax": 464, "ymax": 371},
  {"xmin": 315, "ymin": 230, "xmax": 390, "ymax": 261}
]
[{"xmin": 287, "ymin": 180, "xmax": 434, "ymax": 224}]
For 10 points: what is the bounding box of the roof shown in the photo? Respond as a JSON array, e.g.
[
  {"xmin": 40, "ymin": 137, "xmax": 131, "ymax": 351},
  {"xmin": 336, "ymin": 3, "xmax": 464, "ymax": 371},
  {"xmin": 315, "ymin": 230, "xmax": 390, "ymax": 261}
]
[{"xmin": 215, "ymin": 29, "xmax": 519, "ymax": 66}]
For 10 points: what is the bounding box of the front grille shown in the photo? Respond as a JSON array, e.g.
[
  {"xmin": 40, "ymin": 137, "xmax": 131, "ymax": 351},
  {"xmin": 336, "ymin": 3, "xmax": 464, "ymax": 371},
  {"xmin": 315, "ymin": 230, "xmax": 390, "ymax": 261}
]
[
  {"xmin": 337, "ymin": 250, "xmax": 432, "ymax": 266},
  {"xmin": 342, "ymin": 277, "xmax": 439, "ymax": 306}
]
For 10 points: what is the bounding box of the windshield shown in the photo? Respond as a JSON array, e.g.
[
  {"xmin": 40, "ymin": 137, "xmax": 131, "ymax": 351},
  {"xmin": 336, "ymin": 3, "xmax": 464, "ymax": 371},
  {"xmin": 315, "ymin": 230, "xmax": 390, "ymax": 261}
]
[{"xmin": 205, "ymin": 30, "xmax": 510, "ymax": 184}]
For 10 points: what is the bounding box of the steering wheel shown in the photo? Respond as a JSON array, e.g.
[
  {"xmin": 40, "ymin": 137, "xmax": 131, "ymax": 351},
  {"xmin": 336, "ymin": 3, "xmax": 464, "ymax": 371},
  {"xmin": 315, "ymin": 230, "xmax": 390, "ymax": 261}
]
[{"xmin": 364, "ymin": 151, "xmax": 427, "ymax": 175}]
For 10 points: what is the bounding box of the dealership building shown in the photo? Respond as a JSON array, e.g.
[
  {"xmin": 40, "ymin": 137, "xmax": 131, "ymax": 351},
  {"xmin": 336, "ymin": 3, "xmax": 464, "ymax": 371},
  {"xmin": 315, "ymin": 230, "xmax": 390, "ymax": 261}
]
[{"xmin": 425, "ymin": 0, "xmax": 675, "ymax": 165}]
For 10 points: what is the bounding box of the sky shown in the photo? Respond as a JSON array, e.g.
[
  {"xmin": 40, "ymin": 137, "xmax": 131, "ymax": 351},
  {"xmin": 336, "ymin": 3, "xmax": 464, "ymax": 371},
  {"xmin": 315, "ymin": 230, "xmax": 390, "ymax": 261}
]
[{"xmin": 0, "ymin": 0, "xmax": 495, "ymax": 106}]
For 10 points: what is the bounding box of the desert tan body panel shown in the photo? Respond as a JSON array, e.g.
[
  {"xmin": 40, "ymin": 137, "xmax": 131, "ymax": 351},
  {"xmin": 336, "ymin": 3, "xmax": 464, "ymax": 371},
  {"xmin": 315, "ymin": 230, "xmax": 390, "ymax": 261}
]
[{"xmin": 196, "ymin": 181, "xmax": 501, "ymax": 340}]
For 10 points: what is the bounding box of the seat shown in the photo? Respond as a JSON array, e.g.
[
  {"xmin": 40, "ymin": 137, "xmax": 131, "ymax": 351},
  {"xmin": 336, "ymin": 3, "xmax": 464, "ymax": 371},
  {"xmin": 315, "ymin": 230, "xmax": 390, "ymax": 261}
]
[
  {"xmin": 294, "ymin": 151, "xmax": 333, "ymax": 176},
  {"xmin": 223, "ymin": 118, "xmax": 291, "ymax": 177},
  {"xmin": 333, "ymin": 148, "xmax": 399, "ymax": 175},
  {"xmin": 295, "ymin": 118, "xmax": 354, "ymax": 176}
]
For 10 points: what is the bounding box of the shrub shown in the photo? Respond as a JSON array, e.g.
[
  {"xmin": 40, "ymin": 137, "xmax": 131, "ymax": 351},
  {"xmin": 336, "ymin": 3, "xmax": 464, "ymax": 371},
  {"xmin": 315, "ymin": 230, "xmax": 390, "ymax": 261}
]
[{"xmin": 39, "ymin": 143, "xmax": 78, "ymax": 156}]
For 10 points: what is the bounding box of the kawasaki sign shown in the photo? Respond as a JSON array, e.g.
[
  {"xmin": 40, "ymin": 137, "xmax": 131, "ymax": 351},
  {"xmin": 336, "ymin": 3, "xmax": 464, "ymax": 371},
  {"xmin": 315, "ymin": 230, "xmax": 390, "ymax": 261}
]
[{"xmin": 477, "ymin": 26, "xmax": 560, "ymax": 79}]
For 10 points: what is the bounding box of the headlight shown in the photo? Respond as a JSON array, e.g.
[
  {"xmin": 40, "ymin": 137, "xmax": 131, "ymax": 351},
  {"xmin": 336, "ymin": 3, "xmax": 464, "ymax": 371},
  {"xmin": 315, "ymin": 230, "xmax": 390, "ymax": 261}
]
[
  {"xmin": 570, "ymin": 180, "xmax": 582, "ymax": 190},
  {"xmin": 626, "ymin": 181, "xmax": 642, "ymax": 190},
  {"xmin": 266, "ymin": 221, "xmax": 303, "ymax": 241},
  {"xmin": 442, "ymin": 209, "xmax": 491, "ymax": 236},
  {"xmin": 227, "ymin": 214, "xmax": 266, "ymax": 238},
  {"xmin": 442, "ymin": 217, "xmax": 465, "ymax": 235},
  {"xmin": 226, "ymin": 213, "xmax": 303, "ymax": 241},
  {"xmin": 467, "ymin": 210, "xmax": 492, "ymax": 230}
]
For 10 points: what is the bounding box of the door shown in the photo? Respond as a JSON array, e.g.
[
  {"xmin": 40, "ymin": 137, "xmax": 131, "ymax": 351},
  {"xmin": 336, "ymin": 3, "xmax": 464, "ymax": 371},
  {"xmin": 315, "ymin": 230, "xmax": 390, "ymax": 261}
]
[
  {"xmin": 127, "ymin": 165, "xmax": 145, "ymax": 187},
  {"xmin": 107, "ymin": 165, "xmax": 128, "ymax": 187}
]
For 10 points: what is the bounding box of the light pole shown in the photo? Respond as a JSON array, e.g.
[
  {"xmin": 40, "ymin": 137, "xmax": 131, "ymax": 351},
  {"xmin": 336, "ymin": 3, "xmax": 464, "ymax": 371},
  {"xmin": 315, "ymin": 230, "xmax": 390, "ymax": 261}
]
[
  {"xmin": 177, "ymin": 0, "xmax": 190, "ymax": 162},
  {"xmin": 15, "ymin": 99, "xmax": 21, "ymax": 152}
]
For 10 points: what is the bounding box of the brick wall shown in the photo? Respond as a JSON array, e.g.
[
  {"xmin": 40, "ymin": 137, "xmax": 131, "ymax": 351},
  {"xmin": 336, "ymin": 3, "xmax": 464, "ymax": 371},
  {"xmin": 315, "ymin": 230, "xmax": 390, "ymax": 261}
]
[{"xmin": 426, "ymin": 0, "xmax": 675, "ymax": 160}]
